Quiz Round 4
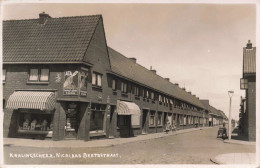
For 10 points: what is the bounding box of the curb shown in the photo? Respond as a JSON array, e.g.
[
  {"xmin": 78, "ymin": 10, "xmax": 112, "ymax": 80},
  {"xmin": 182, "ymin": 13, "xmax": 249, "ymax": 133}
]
[
  {"xmin": 223, "ymin": 140, "xmax": 256, "ymax": 146},
  {"xmin": 210, "ymin": 158, "xmax": 220, "ymax": 164},
  {"xmin": 4, "ymin": 127, "xmax": 212, "ymax": 148}
]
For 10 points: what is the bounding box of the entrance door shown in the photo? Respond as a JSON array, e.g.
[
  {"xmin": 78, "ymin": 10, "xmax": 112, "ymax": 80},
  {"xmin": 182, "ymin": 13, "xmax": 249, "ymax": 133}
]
[
  {"xmin": 142, "ymin": 110, "xmax": 148, "ymax": 134},
  {"xmin": 163, "ymin": 112, "xmax": 168, "ymax": 130},
  {"xmin": 65, "ymin": 104, "xmax": 79, "ymax": 139},
  {"xmin": 118, "ymin": 115, "xmax": 131, "ymax": 137}
]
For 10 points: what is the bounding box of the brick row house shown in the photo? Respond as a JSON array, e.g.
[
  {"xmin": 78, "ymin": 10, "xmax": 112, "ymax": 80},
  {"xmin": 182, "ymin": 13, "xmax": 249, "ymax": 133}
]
[
  {"xmin": 3, "ymin": 13, "xmax": 223, "ymax": 141},
  {"xmin": 239, "ymin": 40, "xmax": 256, "ymax": 141},
  {"xmin": 201, "ymin": 100, "xmax": 227, "ymax": 127}
]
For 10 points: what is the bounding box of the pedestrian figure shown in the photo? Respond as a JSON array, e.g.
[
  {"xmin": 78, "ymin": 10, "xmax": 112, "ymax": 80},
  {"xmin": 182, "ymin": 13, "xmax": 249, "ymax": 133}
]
[
  {"xmin": 165, "ymin": 121, "xmax": 171, "ymax": 134},
  {"xmin": 222, "ymin": 122, "xmax": 227, "ymax": 140}
]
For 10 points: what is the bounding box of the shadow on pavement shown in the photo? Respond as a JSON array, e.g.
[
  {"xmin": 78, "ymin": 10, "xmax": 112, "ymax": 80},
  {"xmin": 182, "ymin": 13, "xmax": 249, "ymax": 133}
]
[{"xmin": 231, "ymin": 127, "xmax": 248, "ymax": 141}]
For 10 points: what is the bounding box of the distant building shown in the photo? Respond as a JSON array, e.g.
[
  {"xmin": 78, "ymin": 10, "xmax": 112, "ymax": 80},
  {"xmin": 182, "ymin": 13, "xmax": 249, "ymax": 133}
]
[
  {"xmin": 240, "ymin": 40, "xmax": 256, "ymax": 141},
  {"xmin": 200, "ymin": 100, "xmax": 227, "ymax": 127}
]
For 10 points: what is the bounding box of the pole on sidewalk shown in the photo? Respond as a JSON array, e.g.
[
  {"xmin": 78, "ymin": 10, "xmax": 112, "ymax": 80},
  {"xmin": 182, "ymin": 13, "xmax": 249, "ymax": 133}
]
[{"xmin": 228, "ymin": 91, "xmax": 234, "ymax": 141}]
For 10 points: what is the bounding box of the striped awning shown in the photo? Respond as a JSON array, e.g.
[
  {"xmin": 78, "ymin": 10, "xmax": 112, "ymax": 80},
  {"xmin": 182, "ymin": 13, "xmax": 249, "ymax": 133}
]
[
  {"xmin": 118, "ymin": 101, "xmax": 141, "ymax": 115},
  {"xmin": 6, "ymin": 91, "xmax": 56, "ymax": 111}
]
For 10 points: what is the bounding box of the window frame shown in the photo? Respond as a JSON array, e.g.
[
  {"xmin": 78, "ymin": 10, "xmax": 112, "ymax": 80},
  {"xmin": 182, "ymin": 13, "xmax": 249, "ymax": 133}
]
[
  {"xmin": 2, "ymin": 69, "xmax": 6, "ymax": 82},
  {"xmin": 112, "ymin": 79, "xmax": 117, "ymax": 91},
  {"xmin": 149, "ymin": 111, "xmax": 155, "ymax": 126},
  {"xmin": 92, "ymin": 72, "xmax": 102, "ymax": 87},
  {"xmin": 157, "ymin": 112, "xmax": 163, "ymax": 126},
  {"xmin": 28, "ymin": 68, "xmax": 50, "ymax": 82},
  {"xmin": 121, "ymin": 81, "xmax": 128, "ymax": 93},
  {"xmin": 240, "ymin": 78, "xmax": 248, "ymax": 90}
]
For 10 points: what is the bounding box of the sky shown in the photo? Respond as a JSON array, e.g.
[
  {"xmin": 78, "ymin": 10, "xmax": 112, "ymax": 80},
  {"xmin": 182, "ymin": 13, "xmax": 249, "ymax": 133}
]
[{"xmin": 2, "ymin": 2, "xmax": 256, "ymax": 120}]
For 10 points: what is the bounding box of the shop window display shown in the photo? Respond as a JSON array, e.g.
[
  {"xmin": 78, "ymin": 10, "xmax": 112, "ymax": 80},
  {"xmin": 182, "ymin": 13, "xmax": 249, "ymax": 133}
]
[
  {"xmin": 18, "ymin": 112, "xmax": 53, "ymax": 133},
  {"xmin": 90, "ymin": 104, "xmax": 106, "ymax": 132}
]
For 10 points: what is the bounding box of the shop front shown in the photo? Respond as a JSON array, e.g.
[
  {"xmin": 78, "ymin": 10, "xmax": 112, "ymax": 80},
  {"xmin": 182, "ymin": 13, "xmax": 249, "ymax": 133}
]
[
  {"xmin": 117, "ymin": 100, "xmax": 141, "ymax": 137},
  {"xmin": 6, "ymin": 91, "xmax": 56, "ymax": 139}
]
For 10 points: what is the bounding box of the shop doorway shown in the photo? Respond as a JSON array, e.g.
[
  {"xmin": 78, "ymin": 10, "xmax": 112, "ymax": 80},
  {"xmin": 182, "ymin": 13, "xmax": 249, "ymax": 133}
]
[
  {"xmin": 142, "ymin": 109, "xmax": 148, "ymax": 134},
  {"xmin": 65, "ymin": 102, "xmax": 79, "ymax": 139},
  {"xmin": 117, "ymin": 115, "xmax": 132, "ymax": 137},
  {"xmin": 163, "ymin": 112, "xmax": 168, "ymax": 129}
]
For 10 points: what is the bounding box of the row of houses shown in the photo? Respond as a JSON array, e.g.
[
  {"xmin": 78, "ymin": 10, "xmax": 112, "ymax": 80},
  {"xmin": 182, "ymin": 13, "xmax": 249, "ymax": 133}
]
[{"xmin": 2, "ymin": 13, "xmax": 227, "ymax": 141}]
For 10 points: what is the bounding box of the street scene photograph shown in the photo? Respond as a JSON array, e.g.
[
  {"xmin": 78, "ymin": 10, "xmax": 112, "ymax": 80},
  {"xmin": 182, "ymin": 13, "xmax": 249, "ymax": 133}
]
[{"xmin": 1, "ymin": 1, "xmax": 258, "ymax": 167}]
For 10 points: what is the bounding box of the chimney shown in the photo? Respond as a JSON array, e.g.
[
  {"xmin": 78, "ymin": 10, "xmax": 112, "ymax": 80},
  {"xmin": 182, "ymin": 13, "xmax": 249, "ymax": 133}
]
[
  {"xmin": 182, "ymin": 88, "xmax": 186, "ymax": 91},
  {"xmin": 174, "ymin": 83, "xmax": 179, "ymax": 86},
  {"xmin": 165, "ymin": 78, "xmax": 170, "ymax": 81},
  {"xmin": 129, "ymin": 57, "xmax": 136, "ymax": 63},
  {"xmin": 39, "ymin": 12, "xmax": 51, "ymax": 25},
  {"xmin": 246, "ymin": 40, "xmax": 252, "ymax": 49},
  {"xmin": 188, "ymin": 91, "xmax": 191, "ymax": 94},
  {"xmin": 150, "ymin": 66, "xmax": 156, "ymax": 74},
  {"xmin": 151, "ymin": 70, "xmax": 156, "ymax": 74}
]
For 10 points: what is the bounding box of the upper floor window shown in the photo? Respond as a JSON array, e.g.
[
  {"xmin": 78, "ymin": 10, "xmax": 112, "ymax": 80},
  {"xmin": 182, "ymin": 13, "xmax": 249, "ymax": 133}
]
[
  {"xmin": 151, "ymin": 92, "xmax": 154, "ymax": 100},
  {"xmin": 92, "ymin": 72, "xmax": 102, "ymax": 87},
  {"xmin": 121, "ymin": 81, "xmax": 127, "ymax": 93},
  {"xmin": 159, "ymin": 95, "xmax": 162, "ymax": 102},
  {"xmin": 134, "ymin": 86, "xmax": 139, "ymax": 96},
  {"xmin": 2, "ymin": 69, "xmax": 6, "ymax": 81},
  {"xmin": 112, "ymin": 79, "xmax": 117, "ymax": 90},
  {"xmin": 29, "ymin": 68, "xmax": 49, "ymax": 82},
  {"xmin": 146, "ymin": 90, "xmax": 150, "ymax": 99}
]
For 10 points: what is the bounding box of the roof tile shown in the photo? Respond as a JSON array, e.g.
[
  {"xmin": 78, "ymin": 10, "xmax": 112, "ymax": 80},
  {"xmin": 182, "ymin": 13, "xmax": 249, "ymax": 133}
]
[{"xmin": 3, "ymin": 15, "xmax": 101, "ymax": 62}]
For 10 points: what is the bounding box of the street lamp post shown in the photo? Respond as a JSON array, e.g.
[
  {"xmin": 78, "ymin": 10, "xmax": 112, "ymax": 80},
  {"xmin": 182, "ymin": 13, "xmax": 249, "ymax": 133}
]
[{"xmin": 228, "ymin": 91, "xmax": 234, "ymax": 141}]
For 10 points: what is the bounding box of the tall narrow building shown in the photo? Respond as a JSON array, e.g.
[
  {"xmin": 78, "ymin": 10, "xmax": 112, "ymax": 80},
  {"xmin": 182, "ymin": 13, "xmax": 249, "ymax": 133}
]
[{"xmin": 240, "ymin": 40, "xmax": 256, "ymax": 141}]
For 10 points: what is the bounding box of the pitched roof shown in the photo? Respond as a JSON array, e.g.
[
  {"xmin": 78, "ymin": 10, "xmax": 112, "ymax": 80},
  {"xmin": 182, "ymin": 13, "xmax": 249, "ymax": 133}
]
[
  {"xmin": 3, "ymin": 14, "xmax": 101, "ymax": 62},
  {"xmin": 108, "ymin": 47, "xmax": 205, "ymax": 109},
  {"xmin": 209, "ymin": 105, "xmax": 221, "ymax": 117},
  {"xmin": 200, "ymin": 100, "xmax": 210, "ymax": 111},
  {"xmin": 243, "ymin": 47, "xmax": 256, "ymax": 74},
  {"xmin": 218, "ymin": 110, "xmax": 227, "ymax": 119}
]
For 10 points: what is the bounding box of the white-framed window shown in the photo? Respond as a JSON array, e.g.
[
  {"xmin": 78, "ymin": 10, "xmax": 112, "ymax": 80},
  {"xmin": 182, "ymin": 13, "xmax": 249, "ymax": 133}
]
[
  {"xmin": 151, "ymin": 92, "xmax": 154, "ymax": 100},
  {"xmin": 157, "ymin": 112, "xmax": 162, "ymax": 126},
  {"xmin": 240, "ymin": 78, "xmax": 248, "ymax": 90},
  {"xmin": 29, "ymin": 69, "xmax": 39, "ymax": 81},
  {"xmin": 121, "ymin": 81, "xmax": 127, "ymax": 93},
  {"xmin": 146, "ymin": 90, "xmax": 149, "ymax": 99},
  {"xmin": 92, "ymin": 72, "xmax": 102, "ymax": 87},
  {"xmin": 159, "ymin": 95, "xmax": 162, "ymax": 102},
  {"xmin": 40, "ymin": 69, "xmax": 49, "ymax": 81},
  {"xmin": 2, "ymin": 69, "xmax": 6, "ymax": 81},
  {"xmin": 184, "ymin": 116, "xmax": 187, "ymax": 125},
  {"xmin": 29, "ymin": 68, "xmax": 49, "ymax": 82},
  {"xmin": 134, "ymin": 86, "xmax": 139, "ymax": 96},
  {"xmin": 112, "ymin": 79, "xmax": 117, "ymax": 90},
  {"xmin": 150, "ymin": 111, "xmax": 155, "ymax": 126}
]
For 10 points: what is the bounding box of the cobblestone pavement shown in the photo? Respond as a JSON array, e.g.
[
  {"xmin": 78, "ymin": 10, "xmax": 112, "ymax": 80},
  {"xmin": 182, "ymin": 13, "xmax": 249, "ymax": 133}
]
[{"xmin": 3, "ymin": 127, "xmax": 255, "ymax": 165}]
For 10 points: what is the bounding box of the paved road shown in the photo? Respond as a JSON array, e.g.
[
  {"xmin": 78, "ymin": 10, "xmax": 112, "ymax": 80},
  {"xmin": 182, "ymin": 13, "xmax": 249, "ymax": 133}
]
[{"xmin": 3, "ymin": 127, "xmax": 255, "ymax": 165}]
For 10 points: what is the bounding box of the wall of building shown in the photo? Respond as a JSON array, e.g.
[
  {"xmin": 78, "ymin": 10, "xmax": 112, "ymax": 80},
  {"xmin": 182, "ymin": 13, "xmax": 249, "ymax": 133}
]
[{"xmin": 246, "ymin": 76, "xmax": 256, "ymax": 141}]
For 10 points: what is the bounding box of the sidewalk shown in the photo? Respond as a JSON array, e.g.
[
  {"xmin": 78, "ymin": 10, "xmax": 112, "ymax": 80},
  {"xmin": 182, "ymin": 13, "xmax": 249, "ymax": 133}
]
[
  {"xmin": 210, "ymin": 138, "xmax": 256, "ymax": 164},
  {"xmin": 3, "ymin": 127, "xmax": 211, "ymax": 148},
  {"xmin": 224, "ymin": 139, "xmax": 256, "ymax": 146},
  {"xmin": 211, "ymin": 153, "xmax": 256, "ymax": 164}
]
